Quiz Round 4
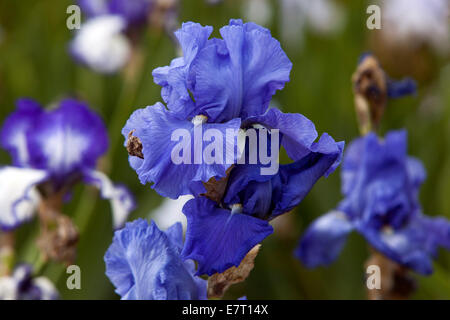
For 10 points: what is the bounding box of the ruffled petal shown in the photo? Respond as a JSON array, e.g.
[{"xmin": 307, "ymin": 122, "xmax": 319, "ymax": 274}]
[
  {"xmin": 295, "ymin": 211, "xmax": 354, "ymax": 268},
  {"xmin": 152, "ymin": 22, "xmax": 213, "ymax": 119},
  {"xmin": 244, "ymin": 108, "xmax": 318, "ymax": 161},
  {"xmin": 83, "ymin": 170, "xmax": 135, "ymax": 229},
  {"xmin": 223, "ymin": 123, "xmax": 344, "ymax": 219},
  {"xmin": 104, "ymin": 219, "xmax": 206, "ymax": 300},
  {"xmin": 244, "ymin": 108, "xmax": 344, "ymax": 175},
  {"xmin": 27, "ymin": 99, "xmax": 109, "ymax": 180},
  {"xmin": 192, "ymin": 19, "xmax": 292, "ymax": 122},
  {"xmin": 122, "ymin": 103, "xmax": 241, "ymax": 199},
  {"xmin": 181, "ymin": 197, "xmax": 273, "ymax": 276},
  {"xmin": 0, "ymin": 98, "xmax": 43, "ymax": 167},
  {"xmin": 0, "ymin": 167, "xmax": 48, "ymax": 230}
]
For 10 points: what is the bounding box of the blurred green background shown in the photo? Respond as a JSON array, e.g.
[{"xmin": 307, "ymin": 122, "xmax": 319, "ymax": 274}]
[{"xmin": 0, "ymin": 0, "xmax": 449, "ymax": 299}]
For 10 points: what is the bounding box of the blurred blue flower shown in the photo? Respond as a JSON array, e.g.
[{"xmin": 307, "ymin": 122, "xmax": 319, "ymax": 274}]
[
  {"xmin": 181, "ymin": 108, "xmax": 344, "ymax": 276},
  {"xmin": 0, "ymin": 264, "xmax": 58, "ymax": 300},
  {"xmin": 0, "ymin": 98, "xmax": 135, "ymax": 230},
  {"xmin": 104, "ymin": 219, "xmax": 207, "ymax": 300},
  {"xmin": 296, "ymin": 130, "xmax": 450, "ymax": 275}
]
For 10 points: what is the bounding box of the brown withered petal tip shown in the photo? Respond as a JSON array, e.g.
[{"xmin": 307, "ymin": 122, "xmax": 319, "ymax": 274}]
[
  {"xmin": 207, "ymin": 244, "xmax": 261, "ymax": 299},
  {"xmin": 126, "ymin": 130, "xmax": 144, "ymax": 159}
]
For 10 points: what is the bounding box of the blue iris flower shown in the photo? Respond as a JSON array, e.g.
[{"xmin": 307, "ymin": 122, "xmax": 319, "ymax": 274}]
[
  {"xmin": 123, "ymin": 19, "xmax": 293, "ymax": 199},
  {"xmin": 0, "ymin": 98, "xmax": 135, "ymax": 230},
  {"xmin": 295, "ymin": 130, "xmax": 450, "ymax": 275},
  {"xmin": 123, "ymin": 20, "xmax": 345, "ymax": 275},
  {"xmin": 104, "ymin": 219, "xmax": 207, "ymax": 300}
]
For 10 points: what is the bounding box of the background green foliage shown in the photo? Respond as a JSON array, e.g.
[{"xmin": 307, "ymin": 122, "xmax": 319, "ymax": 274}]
[{"xmin": 0, "ymin": 0, "xmax": 449, "ymax": 299}]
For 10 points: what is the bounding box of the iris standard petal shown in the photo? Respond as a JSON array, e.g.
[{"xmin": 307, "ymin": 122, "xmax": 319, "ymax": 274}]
[
  {"xmin": 122, "ymin": 103, "xmax": 241, "ymax": 199},
  {"xmin": 295, "ymin": 211, "xmax": 354, "ymax": 268},
  {"xmin": 192, "ymin": 19, "xmax": 292, "ymax": 122},
  {"xmin": 181, "ymin": 197, "xmax": 273, "ymax": 276},
  {"xmin": 152, "ymin": 22, "xmax": 213, "ymax": 119}
]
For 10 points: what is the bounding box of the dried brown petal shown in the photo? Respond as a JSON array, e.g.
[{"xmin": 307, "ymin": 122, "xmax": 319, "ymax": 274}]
[
  {"xmin": 202, "ymin": 166, "xmax": 234, "ymax": 203},
  {"xmin": 352, "ymin": 55, "xmax": 388, "ymax": 133},
  {"xmin": 207, "ymin": 244, "xmax": 261, "ymax": 299},
  {"xmin": 38, "ymin": 214, "xmax": 79, "ymax": 265},
  {"xmin": 126, "ymin": 130, "xmax": 144, "ymax": 159}
]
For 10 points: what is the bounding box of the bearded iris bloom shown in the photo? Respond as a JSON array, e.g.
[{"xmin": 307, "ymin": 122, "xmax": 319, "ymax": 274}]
[
  {"xmin": 124, "ymin": 19, "xmax": 344, "ymax": 275},
  {"xmin": 0, "ymin": 98, "xmax": 135, "ymax": 230},
  {"xmin": 296, "ymin": 130, "xmax": 450, "ymax": 275},
  {"xmin": 104, "ymin": 219, "xmax": 207, "ymax": 300}
]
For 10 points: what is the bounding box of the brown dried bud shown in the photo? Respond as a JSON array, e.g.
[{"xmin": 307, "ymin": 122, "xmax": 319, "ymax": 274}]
[
  {"xmin": 37, "ymin": 195, "xmax": 79, "ymax": 265},
  {"xmin": 352, "ymin": 55, "xmax": 388, "ymax": 134},
  {"xmin": 207, "ymin": 244, "xmax": 261, "ymax": 299},
  {"xmin": 365, "ymin": 250, "xmax": 416, "ymax": 300},
  {"xmin": 126, "ymin": 130, "xmax": 144, "ymax": 159},
  {"xmin": 38, "ymin": 214, "xmax": 79, "ymax": 265}
]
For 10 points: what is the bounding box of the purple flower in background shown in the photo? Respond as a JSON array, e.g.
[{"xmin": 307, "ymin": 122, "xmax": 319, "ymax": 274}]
[
  {"xmin": 78, "ymin": 0, "xmax": 154, "ymax": 26},
  {"xmin": 0, "ymin": 264, "xmax": 58, "ymax": 300},
  {"xmin": 0, "ymin": 98, "xmax": 135, "ymax": 230},
  {"xmin": 104, "ymin": 219, "xmax": 207, "ymax": 300},
  {"xmin": 295, "ymin": 130, "xmax": 450, "ymax": 275}
]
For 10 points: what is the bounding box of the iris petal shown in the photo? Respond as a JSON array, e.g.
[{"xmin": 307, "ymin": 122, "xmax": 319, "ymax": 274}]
[
  {"xmin": 296, "ymin": 211, "xmax": 354, "ymax": 268},
  {"xmin": 104, "ymin": 219, "xmax": 206, "ymax": 300},
  {"xmin": 181, "ymin": 197, "xmax": 273, "ymax": 276},
  {"xmin": 83, "ymin": 170, "xmax": 135, "ymax": 229},
  {"xmin": 122, "ymin": 103, "xmax": 241, "ymax": 199},
  {"xmin": 0, "ymin": 166, "xmax": 48, "ymax": 230}
]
